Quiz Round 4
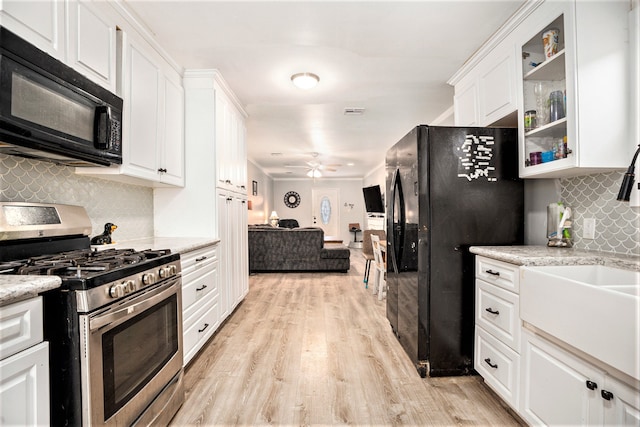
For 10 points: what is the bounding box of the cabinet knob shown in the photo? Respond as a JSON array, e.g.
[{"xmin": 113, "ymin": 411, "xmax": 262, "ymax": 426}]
[
  {"xmin": 586, "ymin": 380, "xmax": 598, "ymax": 390},
  {"xmin": 601, "ymin": 390, "xmax": 614, "ymax": 401}
]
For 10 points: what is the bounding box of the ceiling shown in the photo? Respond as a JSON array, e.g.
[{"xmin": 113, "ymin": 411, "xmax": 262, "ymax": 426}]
[{"xmin": 124, "ymin": 0, "xmax": 525, "ymax": 179}]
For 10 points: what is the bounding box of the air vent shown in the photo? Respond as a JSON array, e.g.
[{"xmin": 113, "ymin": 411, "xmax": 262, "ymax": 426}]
[{"xmin": 344, "ymin": 108, "xmax": 365, "ymax": 115}]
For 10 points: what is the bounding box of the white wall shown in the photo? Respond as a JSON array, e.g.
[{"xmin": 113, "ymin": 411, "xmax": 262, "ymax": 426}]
[
  {"xmin": 272, "ymin": 178, "xmax": 364, "ymax": 244},
  {"xmin": 524, "ymin": 179, "xmax": 561, "ymax": 245},
  {"xmin": 247, "ymin": 159, "xmax": 273, "ymax": 225}
]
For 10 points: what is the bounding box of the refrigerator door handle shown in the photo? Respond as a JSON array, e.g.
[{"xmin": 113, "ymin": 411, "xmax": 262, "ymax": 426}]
[{"xmin": 389, "ymin": 168, "xmax": 400, "ymax": 273}]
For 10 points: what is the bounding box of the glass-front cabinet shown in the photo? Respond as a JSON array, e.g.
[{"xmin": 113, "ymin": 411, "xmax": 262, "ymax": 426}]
[
  {"xmin": 516, "ymin": 1, "xmax": 630, "ymax": 178},
  {"xmin": 521, "ymin": 14, "xmax": 568, "ymax": 172}
]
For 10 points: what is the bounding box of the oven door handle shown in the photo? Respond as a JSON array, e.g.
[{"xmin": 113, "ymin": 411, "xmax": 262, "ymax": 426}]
[{"xmin": 89, "ymin": 280, "xmax": 179, "ymax": 332}]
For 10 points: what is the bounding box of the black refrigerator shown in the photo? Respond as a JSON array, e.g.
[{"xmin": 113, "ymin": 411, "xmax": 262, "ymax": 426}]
[{"xmin": 385, "ymin": 125, "xmax": 524, "ymax": 377}]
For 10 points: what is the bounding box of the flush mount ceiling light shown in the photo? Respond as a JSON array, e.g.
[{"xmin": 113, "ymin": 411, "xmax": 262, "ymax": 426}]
[{"xmin": 291, "ymin": 72, "xmax": 319, "ymax": 90}]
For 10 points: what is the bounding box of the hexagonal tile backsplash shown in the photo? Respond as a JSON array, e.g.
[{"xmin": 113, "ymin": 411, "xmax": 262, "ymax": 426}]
[
  {"xmin": 1, "ymin": 154, "xmax": 153, "ymax": 242},
  {"xmin": 1, "ymin": 154, "xmax": 639, "ymax": 255}
]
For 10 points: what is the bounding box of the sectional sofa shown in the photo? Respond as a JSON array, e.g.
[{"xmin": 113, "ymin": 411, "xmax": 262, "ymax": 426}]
[{"xmin": 248, "ymin": 225, "xmax": 350, "ymax": 272}]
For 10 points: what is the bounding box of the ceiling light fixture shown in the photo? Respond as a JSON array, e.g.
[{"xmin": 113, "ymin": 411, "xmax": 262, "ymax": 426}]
[
  {"xmin": 291, "ymin": 72, "xmax": 319, "ymax": 90},
  {"xmin": 307, "ymin": 169, "xmax": 322, "ymax": 178}
]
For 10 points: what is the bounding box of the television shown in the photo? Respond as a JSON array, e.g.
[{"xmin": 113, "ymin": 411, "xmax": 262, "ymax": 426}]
[{"xmin": 362, "ymin": 185, "xmax": 384, "ymax": 214}]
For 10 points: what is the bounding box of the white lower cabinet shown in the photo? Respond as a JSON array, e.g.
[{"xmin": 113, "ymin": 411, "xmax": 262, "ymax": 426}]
[
  {"xmin": 521, "ymin": 328, "xmax": 605, "ymax": 425},
  {"xmin": 521, "ymin": 329, "xmax": 640, "ymax": 426},
  {"xmin": 217, "ymin": 189, "xmax": 249, "ymax": 319},
  {"xmin": 475, "ymin": 326, "xmax": 520, "ymax": 408},
  {"xmin": 181, "ymin": 244, "xmax": 220, "ymax": 365},
  {"xmin": 0, "ymin": 297, "xmax": 49, "ymax": 426},
  {"xmin": 0, "ymin": 342, "xmax": 50, "ymax": 426},
  {"xmin": 475, "ymin": 255, "xmax": 640, "ymax": 426},
  {"xmin": 474, "ymin": 256, "xmax": 521, "ymax": 410},
  {"xmin": 602, "ymin": 375, "xmax": 640, "ymax": 426}
]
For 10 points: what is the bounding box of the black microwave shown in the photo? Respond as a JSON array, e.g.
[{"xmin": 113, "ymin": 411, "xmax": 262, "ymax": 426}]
[{"xmin": 0, "ymin": 27, "xmax": 123, "ymax": 167}]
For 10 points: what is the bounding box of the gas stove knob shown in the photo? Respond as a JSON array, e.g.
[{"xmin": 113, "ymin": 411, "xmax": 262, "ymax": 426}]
[
  {"xmin": 159, "ymin": 267, "xmax": 170, "ymax": 278},
  {"xmin": 142, "ymin": 273, "xmax": 156, "ymax": 286},
  {"xmin": 125, "ymin": 280, "xmax": 136, "ymax": 293},
  {"xmin": 109, "ymin": 283, "xmax": 126, "ymax": 298},
  {"xmin": 169, "ymin": 265, "xmax": 177, "ymax": 275}
]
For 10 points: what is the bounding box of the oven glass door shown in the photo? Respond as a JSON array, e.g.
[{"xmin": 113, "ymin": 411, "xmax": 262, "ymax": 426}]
[
  {"xmin": 83, "ymin": 278, "xmax": 183, "ymax": 426},
  {"xmin": 102, "ymin": 293, "xmax": 178, "ymax": 419}
]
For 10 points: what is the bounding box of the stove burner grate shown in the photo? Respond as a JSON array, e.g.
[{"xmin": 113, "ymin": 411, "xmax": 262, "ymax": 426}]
[{"xmin": 1, "ymin": 248, "xmax": 173, "ymax": 278}]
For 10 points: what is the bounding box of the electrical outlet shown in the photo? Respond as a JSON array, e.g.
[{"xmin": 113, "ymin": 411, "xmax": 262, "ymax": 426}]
[{"xmin": 583, "ymin": 218, "xmax": 596, "ymax": 240}]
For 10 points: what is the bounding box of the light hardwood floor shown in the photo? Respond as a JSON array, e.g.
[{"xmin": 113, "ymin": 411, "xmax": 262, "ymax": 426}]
[{"xmin": 170, "ymin": 249, "xmax": 523, "ymax": 426}]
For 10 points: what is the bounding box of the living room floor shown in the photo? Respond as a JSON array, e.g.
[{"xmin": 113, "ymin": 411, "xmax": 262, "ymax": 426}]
[{"xmin": 171, "ymin": 248, "xmax": 522, "ymax": 426}]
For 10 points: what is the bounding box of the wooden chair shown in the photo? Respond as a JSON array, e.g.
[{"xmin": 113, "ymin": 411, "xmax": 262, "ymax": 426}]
[
  {"xmin": 370, "ymin": 233, "xmax": 386, "ymax": 299},
  {"xmin": 362, "ymin": 229, "xmax": 385, "ymax": 287}
]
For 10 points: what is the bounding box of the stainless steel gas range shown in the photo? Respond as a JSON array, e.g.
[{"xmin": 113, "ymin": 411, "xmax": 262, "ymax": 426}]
[{"xmin": 0, "ymin": 202, "xmax": 184, "ymax": 426}]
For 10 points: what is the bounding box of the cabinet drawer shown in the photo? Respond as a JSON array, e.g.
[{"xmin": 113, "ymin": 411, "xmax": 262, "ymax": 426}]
[
  {"xmin": 183, "ymin": 296, "xmax": 219, "ymax": 365},
  {"xmin": 476, "ymin": 256, "xmax": 519, "ymax": 293},
  {"xmin": 0, "ymin": 297, "xmax": 43, "ymax": 360},
  {"xmin": 182, "ymin": 264, "xmax": 219, "ymax": 313},
  {"xmin": 476, "ymin": 280, "xmax": 520, "ymax": 352},
  {"xmin": 181, "ymin": 245, "xmax": 218, "ymax": 276},
  {"xmin": 475, "ymin": 326, "xmax": 519, "ymax": 409}
]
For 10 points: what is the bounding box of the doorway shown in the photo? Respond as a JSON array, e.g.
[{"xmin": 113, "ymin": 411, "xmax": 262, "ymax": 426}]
[{"xmin": 311, "ymin": 188, "xmax": 340, "ymax": 238}]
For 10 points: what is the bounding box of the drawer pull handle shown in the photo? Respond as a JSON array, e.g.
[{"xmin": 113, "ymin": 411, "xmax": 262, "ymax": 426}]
[
  {"xmin": 484, "ymin": 358, "xmax": 498, "ymax": 369},
  {"xmin": 485, "ymin": 307, "xmax": 500, "ymax": 315},
  {"xmin": 601, "ymin": 390, "xmax": 614, "ymax": 401},
  {"xmin": 198, "ymin": 323, "xmax": 210, "ymax": 333},
  {"xmin": 586, "ymin": 380, "xmax": 598, "ymax": 390},
  {"xmin": 195, "ymin": 256, "xmax": 207, "ymax": 262},
  {"xmin": 485, "ymin": 269, "xmax": 500, "ymax": 276},
  {"xmin": 196, "ymin": 285, "xmax": 208, "ymax": 292}
]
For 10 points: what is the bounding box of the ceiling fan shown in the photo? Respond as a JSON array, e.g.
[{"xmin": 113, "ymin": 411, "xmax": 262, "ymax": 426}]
[{"xmin": 285, "ymin": 153, "xmax": 341, "ymax": 178}]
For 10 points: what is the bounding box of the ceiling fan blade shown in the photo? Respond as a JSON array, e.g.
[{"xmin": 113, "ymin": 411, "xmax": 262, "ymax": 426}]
[{"xmin": 324, "ymin": 167, "xmax": 337, "ymax": 172}]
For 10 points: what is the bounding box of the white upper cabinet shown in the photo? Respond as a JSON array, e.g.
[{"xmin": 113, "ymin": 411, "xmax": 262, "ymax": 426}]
[
  {"xmin": 66, "ymin": 0, "xmax": 117, "ymax": 92},
  {"xmin": 0, "ymin": 0, "xmax": 65, "ymax": 60},
  {"xmin": 119, "ymin": 29, "xmax": 184, "ymax": 186},
  {"xmin": 124, "ymin": 32, "xmax": 161, "ymax": 180},
  {"xmin": 453, "ymin": 79, "xmax": 479, "ymax": 127},
  {"xmin": 448, "ymin": 2, "xmax": 532, "ymax": 128},
  {"xmin": 517, "ymin": 1, "xmax": 630, "ymax": 178},
  {"xmin": 215, "ymin": 84, "xmax": 247, "ymax": 193},
  {"xmin": 78, "ymin": 29, "xmax": 185, "ymax": 187},
  {"xmin": 478, "ymin": 45, "xmax": 517, "ymax": 126},
  {"xmin": 1, "ymin": 0, "xmax": 117, "ymax": 92},
  {"xmin": 162, "ymin": 75, "xmax": 185, "ymax": 186},
  {"xmin": 452, "ymin": 38, "xmax": 517, "ymax": 127}
]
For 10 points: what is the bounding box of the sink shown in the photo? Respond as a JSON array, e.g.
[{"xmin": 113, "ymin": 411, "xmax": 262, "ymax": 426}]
[
  {"xmin": 527, "ymin": 264, "xmax": 639, "ymax": 290},
  {"xmin": 520, "ymin": 264, "xmax": 640, "ymax": 380}
]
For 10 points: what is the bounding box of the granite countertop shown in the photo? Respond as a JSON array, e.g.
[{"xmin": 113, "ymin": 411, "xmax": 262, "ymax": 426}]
[
  {"xmin": 0, "ymin": 237, "xmax": 220, "ymax": 306},
  {"xmin": 470, "ymin": 245, "xmax": 640, "ymax": 271},
  {"xmin": 92, "ymin": 237, "xmax": 220, "ymax": 254},
  {"xmin": 0, "ymin": 276, "xmax": 62, "ymax": 307}
]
